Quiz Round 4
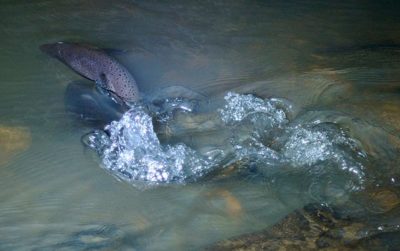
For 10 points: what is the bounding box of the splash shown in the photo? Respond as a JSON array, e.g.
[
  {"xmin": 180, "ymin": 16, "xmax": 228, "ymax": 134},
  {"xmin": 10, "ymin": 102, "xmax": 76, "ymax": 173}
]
[
  {"xmin": 84, "ymin": 104, "xmax": 213, "ymax": 186},
  {"xmin": 84, "ymin": 92, "xmax": 367, "ymax": 191},
  {"xmin": 220, "ymin": 92, "xmax": 289, "ymax": 128},
  {"xmin": 218, "ymin": 93, "xmax": 366, "ymax": 191},
  {"xmin": 281, "ymin": 123, "xmax": 366, "ymax": 192}
]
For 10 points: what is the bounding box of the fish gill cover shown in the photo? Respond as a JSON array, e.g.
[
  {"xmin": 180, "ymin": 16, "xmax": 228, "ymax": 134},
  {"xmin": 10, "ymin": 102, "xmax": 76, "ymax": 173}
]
[{"xmin": 84, "ymin": 92, "xmax": 367, "ymax": 192}]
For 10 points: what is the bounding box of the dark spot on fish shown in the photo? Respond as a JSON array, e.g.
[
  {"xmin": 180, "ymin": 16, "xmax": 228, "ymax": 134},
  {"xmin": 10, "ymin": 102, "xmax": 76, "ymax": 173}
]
[{"xmin": 98, "ymin": 73, "xmax": 108, "ymax": 88}]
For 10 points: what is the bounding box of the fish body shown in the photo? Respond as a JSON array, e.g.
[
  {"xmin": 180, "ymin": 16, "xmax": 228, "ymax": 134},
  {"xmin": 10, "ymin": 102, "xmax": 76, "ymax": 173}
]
[{"xmin": 40, "ymin": 42, "xmax": 139, "ymax": 102}]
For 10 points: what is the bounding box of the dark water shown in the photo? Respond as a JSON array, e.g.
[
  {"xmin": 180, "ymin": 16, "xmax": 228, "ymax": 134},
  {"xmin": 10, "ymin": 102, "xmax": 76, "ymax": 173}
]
[{"xmin": 0, "ymin": 0, "xmax": 400, "ymax": 250}]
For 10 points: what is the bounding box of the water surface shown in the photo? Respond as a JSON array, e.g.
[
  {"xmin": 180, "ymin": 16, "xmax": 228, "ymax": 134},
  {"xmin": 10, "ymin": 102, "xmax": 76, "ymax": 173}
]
[{"xmin": 1, "ymin": 0, "xmax": 400, "ymax": 250}]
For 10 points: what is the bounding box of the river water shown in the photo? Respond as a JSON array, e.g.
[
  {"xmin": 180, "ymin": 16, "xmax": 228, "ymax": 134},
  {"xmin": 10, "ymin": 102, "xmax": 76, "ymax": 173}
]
[{"xmin": 1, "ymin": 1, "xmax": 399, "ymax": 250}]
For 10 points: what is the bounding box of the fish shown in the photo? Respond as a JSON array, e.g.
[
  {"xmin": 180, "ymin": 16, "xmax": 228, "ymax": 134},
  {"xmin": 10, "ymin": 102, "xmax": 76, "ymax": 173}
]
[{"xmin": 40, "ymin": 42, "xmax": 140, "ymax": 102}]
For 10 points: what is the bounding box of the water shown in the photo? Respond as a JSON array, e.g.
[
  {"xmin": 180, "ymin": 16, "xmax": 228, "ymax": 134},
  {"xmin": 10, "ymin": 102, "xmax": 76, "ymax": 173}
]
[{"xmin": 1, "ymin": 0, "xmax": 400, "ymax": 250}]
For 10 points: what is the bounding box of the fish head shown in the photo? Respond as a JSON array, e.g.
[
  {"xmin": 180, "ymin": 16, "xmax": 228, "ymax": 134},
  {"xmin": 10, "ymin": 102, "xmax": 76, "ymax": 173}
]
[{"xmin": 39, "ymin": 42, "xmax": 73, "ymax": 60}]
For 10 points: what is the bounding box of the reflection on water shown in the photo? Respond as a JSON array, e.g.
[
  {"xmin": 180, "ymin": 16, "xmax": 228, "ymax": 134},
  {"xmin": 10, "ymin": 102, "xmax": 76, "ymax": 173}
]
[{"xmin": 0, "ymin": 0, "xmax": 400, "ymax": 250}]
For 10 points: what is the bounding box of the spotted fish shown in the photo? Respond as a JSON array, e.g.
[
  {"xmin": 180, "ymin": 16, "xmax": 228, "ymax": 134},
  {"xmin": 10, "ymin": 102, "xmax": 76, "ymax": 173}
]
[{"xmin": 40, "ymin": 42, "xmax": 139, "ymax": 102}]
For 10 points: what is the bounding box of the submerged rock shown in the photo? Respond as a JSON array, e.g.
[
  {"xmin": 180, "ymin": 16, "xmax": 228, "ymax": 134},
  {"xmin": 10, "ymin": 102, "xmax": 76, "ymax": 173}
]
[
  {"xmin": 207, "ymin": 203, "xmax": 400, "ymax": 251},
  {"xmin": 0, "ymin": 125, "xmax": 31, "ymax": 165},
  {"xmin": 367, "ymin": 189, "xmax": 400, "ymax": 213}
]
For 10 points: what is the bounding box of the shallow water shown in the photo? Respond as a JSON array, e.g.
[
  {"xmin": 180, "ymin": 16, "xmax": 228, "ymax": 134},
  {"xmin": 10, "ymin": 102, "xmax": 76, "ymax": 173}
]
[{"xmin": 1, "ymin": 0, "xmax": 400, "ymax": 250}]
